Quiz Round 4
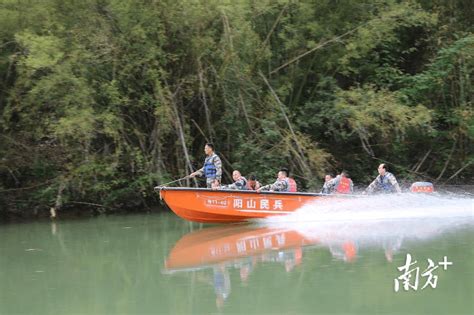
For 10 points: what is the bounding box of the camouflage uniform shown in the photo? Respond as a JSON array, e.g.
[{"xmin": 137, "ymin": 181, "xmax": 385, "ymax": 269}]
[
  {"xmin": 222, "ymin": 177, "xmax": 247, "ymax": 190},
  {"xmin": 321, "ymin": 180, "xmax": 335, "ymax": 194},
  {"xmin": 195, "ymin": 153, "xmax": 222, "ymax": 188},
  {"xmin": 260, "ymin": 178, "xmax": 289, "ymax": 192},
  {"xmin": 365, "ymin": 172, "xmax": 401, "ymax": 194}
]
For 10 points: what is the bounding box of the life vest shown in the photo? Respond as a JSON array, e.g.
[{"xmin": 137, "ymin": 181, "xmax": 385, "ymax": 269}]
[
  {"xmin": 204, "ymin": 155, "xmax": 217, "ymax": 178},
  {"xmin": 335, "ymin": 176, "xmax": 351, "ymax": 194},
  {"xmin": 379, "ymin": 175, "xmax": 393, "ymax": 192},
  {"xmin": 287, "ymin": 178, "xmax": 297, "ymax": 192}
]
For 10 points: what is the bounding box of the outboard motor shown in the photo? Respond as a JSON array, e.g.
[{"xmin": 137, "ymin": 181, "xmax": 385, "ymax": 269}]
[{"xmin": 410, "ymin": 181, "xmax": 434, "ymax": 193}]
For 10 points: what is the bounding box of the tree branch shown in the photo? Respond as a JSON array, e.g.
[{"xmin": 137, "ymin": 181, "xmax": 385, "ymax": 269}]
[{"xmin": 270, "ymin": 23, "xmax": 366, "ymax": 74}]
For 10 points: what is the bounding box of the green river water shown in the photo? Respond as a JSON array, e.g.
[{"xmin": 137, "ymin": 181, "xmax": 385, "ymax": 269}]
[{"xmin": 1, "ymin": 194, "xmax": 473, "ymax": 314}]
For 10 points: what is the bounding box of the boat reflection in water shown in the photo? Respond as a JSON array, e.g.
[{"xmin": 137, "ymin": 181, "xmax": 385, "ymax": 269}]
[
  {"xmin": 162, "ymin": 224, "xmax": 388, "ymax": 308},
  {"xmin": 164, "ymin": 225, "xmax": 313, "ymax": 272},
  {"xmin": 163, "ymin": 206, "xmax": 472, "ymax": 309},
  {"xmin": 163, "ymin": 225, "xmax": 313, "ymax": 308}
]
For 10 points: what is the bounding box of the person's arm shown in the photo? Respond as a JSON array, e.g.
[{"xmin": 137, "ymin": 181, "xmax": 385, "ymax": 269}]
[
  {"xmin": 190, "ymin": 166, "xmax": 204, "ymax": 177},
  {"xmin": 258, "ymin": 180, "xmax": 278, "ymax": 191},
  {"xmin": 222, "ymin": 183, "xmax": 238, "ymax": 190},
  {"xmin": 214, "ymin": 156, "xmax": 222, "ymax": 182},
  {"xmin": 258, "ymin": 180, "xmax": 285, "ymax": 192},
  {"xmin": 328, "ymin": 177, "xmax": 338, "ymax": 192},
  {"xmin": 365, "ymin": 176, "xmax": 379, "ymax": 194},
  {"xmin": 272, "ymin": 179, "xmax": 288, "ymax": 192}
]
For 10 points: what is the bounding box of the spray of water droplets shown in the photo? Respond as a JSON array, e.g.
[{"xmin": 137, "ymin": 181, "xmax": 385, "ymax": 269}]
[{"xmin": 255, "ymin": 193, "xmax": 473, "ymax": 249}]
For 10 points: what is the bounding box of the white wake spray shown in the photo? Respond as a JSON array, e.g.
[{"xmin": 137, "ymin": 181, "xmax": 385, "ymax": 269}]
[
  {"xmin": 255, "ymin": 193, "xmax": 474, "ymax": 252},
  {"xmin": 262, "ymin": 193, "xmax": 473, "ymax": 224}
]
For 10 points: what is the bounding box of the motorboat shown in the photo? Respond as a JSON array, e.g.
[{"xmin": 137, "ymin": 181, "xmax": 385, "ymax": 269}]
[{"xmin": 157, "ymin": 187, "xmax": 347, "ymax": 223}]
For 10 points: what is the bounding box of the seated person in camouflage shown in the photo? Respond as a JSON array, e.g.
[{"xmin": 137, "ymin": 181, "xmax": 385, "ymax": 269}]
[
  {"xmin": 221, "ymin": 170, "xmax": 248, "ymax": 190},
  {"xmin": 365, "ymin": 163, "xmax": 401, "ymax": 194},
  {"xmin": 321, "ymin": 174, "xmax": 334, "ymax": 194},
  {"xmin": 257, "ymin": 169, "xmax": 289, "ymax": 192}
]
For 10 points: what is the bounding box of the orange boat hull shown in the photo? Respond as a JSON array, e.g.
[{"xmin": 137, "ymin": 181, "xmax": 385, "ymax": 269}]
[{"xmin": 158, "ymin": 187, "xmax": 333, "ymax": 223}]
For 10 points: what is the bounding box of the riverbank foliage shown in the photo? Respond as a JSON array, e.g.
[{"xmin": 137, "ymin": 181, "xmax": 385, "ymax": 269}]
[{"xmin": 0, "ymin": 0, "xmax": 472, "ymax": 217}]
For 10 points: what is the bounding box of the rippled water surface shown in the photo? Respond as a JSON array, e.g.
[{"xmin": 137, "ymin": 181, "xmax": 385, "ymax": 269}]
[{"xmin": 1, "ymin": 194, "xmax": 473, "ymax": 314}]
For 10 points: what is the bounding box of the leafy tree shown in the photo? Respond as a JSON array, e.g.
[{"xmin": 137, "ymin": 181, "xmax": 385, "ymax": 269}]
[{"xmin": 0, "ymin": 0, "xmax": 471, "ymax": 217}]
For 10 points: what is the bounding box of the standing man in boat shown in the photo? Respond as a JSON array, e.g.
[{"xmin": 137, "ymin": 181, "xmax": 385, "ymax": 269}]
[
  {"xmin": 257, "ymin": 168, "xmax": 296, "ymax": 192},
  {"xmin": 221, "ymin": 170, "xmax": 247, "ymax": 190},
  {"xmin": 364, "ymin": 163, "xmax": 401, "ymax": 194},
  {"xmin": 189, "ymin": 143, "xmax": 222, "ymax": 189}
]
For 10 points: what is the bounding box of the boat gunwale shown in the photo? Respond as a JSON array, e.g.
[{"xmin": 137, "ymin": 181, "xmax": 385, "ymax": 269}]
[{"xmin": 157, "ymin": 187, "xmax": 329, "ymax": 197}]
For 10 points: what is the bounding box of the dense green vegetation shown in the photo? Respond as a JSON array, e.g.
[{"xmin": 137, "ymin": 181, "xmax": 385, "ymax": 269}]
[{"xmin": 0, "ymin": 0, "xmax": 472, "ymax": 217}]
